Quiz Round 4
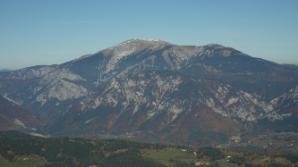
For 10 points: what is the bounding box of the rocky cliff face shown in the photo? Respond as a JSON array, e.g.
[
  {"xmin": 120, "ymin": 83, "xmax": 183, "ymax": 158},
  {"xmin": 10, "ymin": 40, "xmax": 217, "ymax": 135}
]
[{"xmin": 0, "ymin": 39, "xmax": 297, "ymax": 145}]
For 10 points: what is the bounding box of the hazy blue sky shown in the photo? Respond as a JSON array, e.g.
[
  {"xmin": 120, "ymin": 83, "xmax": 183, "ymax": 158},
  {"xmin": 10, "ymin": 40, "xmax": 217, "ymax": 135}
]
[{"xmin": 0, "ymin": 0, "xmax": 297, "ymax": 69}]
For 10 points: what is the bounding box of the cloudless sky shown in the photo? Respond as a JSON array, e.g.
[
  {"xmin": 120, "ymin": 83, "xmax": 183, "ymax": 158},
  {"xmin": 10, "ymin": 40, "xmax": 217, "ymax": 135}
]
[{"xmin": 0, "ymin": 0, "xmax": 297, "ymax": 69}]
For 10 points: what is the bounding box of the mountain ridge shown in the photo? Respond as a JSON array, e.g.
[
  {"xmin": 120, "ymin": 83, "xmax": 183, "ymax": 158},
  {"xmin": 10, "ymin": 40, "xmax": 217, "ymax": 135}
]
[{"xmin": 0, "ymin": 39, "xmax": 297, "ymax": 145}]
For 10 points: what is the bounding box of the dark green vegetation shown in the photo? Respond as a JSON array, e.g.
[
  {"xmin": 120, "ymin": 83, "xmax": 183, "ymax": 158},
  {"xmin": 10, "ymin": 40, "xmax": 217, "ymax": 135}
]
[
  {"xmin": 0, "ymin": 131, "xmax": 164, "ymax": 167},
  {"xmin": 0, "ymin": 131, "xmax": 298, "ymax": 167}
]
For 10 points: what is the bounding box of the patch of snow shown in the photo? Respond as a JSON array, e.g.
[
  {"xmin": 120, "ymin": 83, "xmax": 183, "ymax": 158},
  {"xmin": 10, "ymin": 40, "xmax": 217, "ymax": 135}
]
[
  {"xmin": 29, "ymin": 132, "xmax": 48, "ymax": 138},
  {"xmin": 85, "ymin": 118, "xmax": 96, "ymax": 124},
  {"xmin": 36, "ymin": 80, "xmax": 88, "ymax": 102},
  {"xmin": 3, "ymin": 94, "xmax": 21, "ymax": 106},
  {"xmin": 47, "ymin": 80, "xmax": 88, "ymax": 101},
  {"xmin": 105, "ymin": 95, "xmax": 118, "ymax": 107},
  {"xmin": 265, "ymin": 112, "xmax": 284, "ymax": 121},
  {"xmin": 127, "ymin": 79, "xmax": 136, "ymax": 87},
  {"xmin": 40, "ymin": 69, "xmax": 85, "ymax": 84},
  {"xmin": 13, "ymin": 119, "xmax": 26, "ymax": 128},
  {"xmin": 132, "ymin": 105, "xmax": 140, "ymax": 114},
  {"xmin": 92, "ymin": 98, "xmax": 102, "ymax": 109},
  {"xmin": 226, "ymin": 97, "xmax": 238, "ymax": 106},
  {"xmin": 106, "ymin": 46, "xmax": 136, "ymax": 72},
  {"xmin": 170, "ymin": 105, "xmax": 183, "ymax": 121},
  {"xmin": 206, "ymin": 98, "xmax": 228, "ymax": 117},
  {"xmin": 147, "ymin": 111, "xmax": 156, "ymax": 119},
  {"xmin": 36, "ymin": 95, "xmax": 47, "ymax": 106}
]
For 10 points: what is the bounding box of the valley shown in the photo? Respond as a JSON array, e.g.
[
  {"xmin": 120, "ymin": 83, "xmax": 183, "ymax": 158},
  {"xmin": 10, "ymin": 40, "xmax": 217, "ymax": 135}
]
[{"xmin": 0, "ymin": 131, "xmax": 298, "ymax": 167}]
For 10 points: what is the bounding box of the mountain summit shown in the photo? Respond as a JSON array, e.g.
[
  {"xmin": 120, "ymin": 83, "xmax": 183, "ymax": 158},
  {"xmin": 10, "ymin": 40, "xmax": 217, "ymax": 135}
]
[{"xmin": 0, "ymin": 39, "xmax": 297, "ymax": 145}]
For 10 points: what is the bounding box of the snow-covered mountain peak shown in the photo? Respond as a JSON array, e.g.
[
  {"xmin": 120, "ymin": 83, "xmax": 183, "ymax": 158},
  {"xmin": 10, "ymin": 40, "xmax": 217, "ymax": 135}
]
[
  {"xmin": 119, "ymin": 38, "xmax": 170, "ymax": 46},
  {"xmin": 102, "ymin": 39, "xmax": 171, "ymax": 72}
]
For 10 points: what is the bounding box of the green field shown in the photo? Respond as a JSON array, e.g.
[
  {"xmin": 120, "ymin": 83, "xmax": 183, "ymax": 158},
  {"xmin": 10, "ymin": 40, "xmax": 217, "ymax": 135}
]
[
  {"xmin": 0, "ymin": 155, "xmax": 46, "ymax": 167},
  {"xmin": 142, "ymin": 148, "xmax": 196, "ymax": 167}
]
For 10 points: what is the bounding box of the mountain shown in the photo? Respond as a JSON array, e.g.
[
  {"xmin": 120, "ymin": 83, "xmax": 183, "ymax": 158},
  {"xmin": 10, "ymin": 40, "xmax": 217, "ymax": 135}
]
[{"xmin": 0, "ymin": 39, "xmax": 297, "ymax": 145}]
